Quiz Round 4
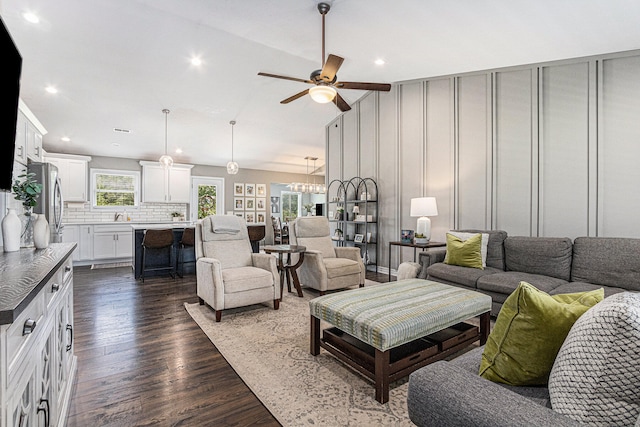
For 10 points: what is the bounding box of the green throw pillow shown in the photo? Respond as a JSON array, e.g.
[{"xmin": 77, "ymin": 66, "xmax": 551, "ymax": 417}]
[
  {"xmin": 444, "ymin": 232, "xmax": 483, "ymax": 269},
  {"xmin": 479, "ymin": 282, "xmax": 604, "ymax": 386}
]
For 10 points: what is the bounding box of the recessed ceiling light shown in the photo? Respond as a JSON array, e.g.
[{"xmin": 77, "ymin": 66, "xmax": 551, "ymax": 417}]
[
  {"xmin": 45, "ymin": 86, "xmax": 58, "ymax": 94},
  {"xmin": 190, "ymin": 56, "xmax": 202, "ymax": 66},
  {"xmin": 175, "ymin": 148, "xmax": 183, "ymax": 154},
  {"xmin": 374, "ymin": 59, "xmax": 385, "ymax": 66},
  {"xmin": 61, "ymin": 136, "xmax": 70, "ymax": 142},
  {"xmin": 111, "ymin": 142, "xmax": 120, "ymax": 147},
  {"xmin": 113, "ymin": 128, "xmax": 131, "ymax": 134},
  {"xmin": 23, "ymin": 12, "xmax": 39, "ymax": 24}
]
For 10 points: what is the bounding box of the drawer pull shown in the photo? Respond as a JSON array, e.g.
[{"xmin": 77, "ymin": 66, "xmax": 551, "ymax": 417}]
[
  {"xmin": 51, "ymin": 283, "xmax": 60, "ymax": 292},
  {"xmin": 66, "ymin": 324, "xmax": 73, "ymax": 351},
  {"xmin": 23, "ymin": 318, "xmax": 37, "ymax": 335}
]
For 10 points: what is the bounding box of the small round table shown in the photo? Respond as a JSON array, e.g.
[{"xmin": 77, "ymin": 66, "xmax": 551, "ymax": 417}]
[{"xmin": 263, "ymin": 244, "xmax": 306, "ymax": 299}]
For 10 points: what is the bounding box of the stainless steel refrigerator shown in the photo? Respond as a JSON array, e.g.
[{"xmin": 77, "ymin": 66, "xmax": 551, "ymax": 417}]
[{"xmin": 27, "ymin": 162, "xmax": 64, "ymax": 242}]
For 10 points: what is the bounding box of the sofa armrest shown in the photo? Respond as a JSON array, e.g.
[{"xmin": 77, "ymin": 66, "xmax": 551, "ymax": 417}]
[
  {"xmin": 251, "ymin": 253, "xmax": 281, "ymax": 299},
  {"xmin": 196, "ymin": 257, "xmax": 225, "ymax": 310},
  {"xmin": 417, "ymin": 248, "xmax": 447, "ymax": 279},
  {"xmin": 408, "ymin": 361, "xmax": 580, "ymax": 427}
]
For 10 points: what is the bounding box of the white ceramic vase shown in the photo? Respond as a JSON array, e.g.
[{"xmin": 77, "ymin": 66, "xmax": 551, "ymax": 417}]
[
  {"xmin": 2, "ymin": 208, "xmax": 21, "ymax": 252},
  {"xmin": 33, "ymin": 213, "xmax": 50, "ymax": 249}
]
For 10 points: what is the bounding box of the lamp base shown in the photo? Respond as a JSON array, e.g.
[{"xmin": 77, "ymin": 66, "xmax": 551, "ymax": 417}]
[{"xmin": 416, "ymin": 217, "xmax": 431, "ymax": 241}]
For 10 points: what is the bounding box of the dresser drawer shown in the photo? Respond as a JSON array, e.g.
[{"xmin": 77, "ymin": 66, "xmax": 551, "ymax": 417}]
[{"xmin": 6, "ymin": 291, "xmax": 45, "ymax": 374}]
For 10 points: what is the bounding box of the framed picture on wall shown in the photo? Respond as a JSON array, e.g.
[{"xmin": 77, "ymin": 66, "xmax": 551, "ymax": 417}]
[
  {"xmin": 256, "ymin": 197, "xmax": 266, "ymax": 210},
  {"xmin": 256, "ymin": 212, "xmax": 266, "ymax": 224},
  {"xmin": 245, "ymin": 198, "xmax": 255, "ymax": 210},
  {"xmin": 234, "ymin": 197, "xmax": 244, "ymax": 210},
  {"xmin": 245, "ymin": 183, "xmax": 255, "ymax": 196},
  {"xmin": 245, "ymin": 212, "xmax": 256, "ymax": 224},
  {"xmin": 256, "ymin": 184, "xmax": 266, "ymax": 196},
  {"xmin": 234, "ymin": 183, "xmax": 244, "ymax": 196}
]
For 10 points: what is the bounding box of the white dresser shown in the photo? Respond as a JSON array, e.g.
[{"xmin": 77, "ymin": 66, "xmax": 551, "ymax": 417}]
[{"xmin": 0, "ymin": 243, "xmax": 76, "ymax": 427}]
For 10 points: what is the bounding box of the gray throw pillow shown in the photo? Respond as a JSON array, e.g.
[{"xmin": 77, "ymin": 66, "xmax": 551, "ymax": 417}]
[{"xmin": 548, "ymin": 292, "xmax": 640, "ymax": 426}]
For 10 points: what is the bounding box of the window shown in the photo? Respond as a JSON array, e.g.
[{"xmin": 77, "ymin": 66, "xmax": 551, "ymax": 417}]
[
  {"xmin": 281, "ymin": 191, "xmax": 300, "ymax": 223},
  {"xmin": 91, "ymin": 169, "xmax": 140, "ymax": 209},
  {"xmin": 191, "ymin": 176, "xmax": 225, "ymax": 221}
]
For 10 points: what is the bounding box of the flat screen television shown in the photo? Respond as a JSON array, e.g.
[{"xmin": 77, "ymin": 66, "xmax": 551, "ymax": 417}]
[{"xmin": 0, "ymin": 16, "xmax": 22, "ymax": 192}]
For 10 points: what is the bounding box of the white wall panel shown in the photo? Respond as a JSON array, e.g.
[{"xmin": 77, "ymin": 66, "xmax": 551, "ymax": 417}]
[
  {"xmin": 600, "ymin": 56, "xmax": 640, "ymax": 237},
  {"xmin": 494, "ymin": 69, "xmax": 534, "ymax": 236},
  {"xmin": 327, "ymin": 117, "xmax": 342, "ymax": 203},
  {"xmin": 359, "ymin": 93, "xmax": 377, "ymax": 180},
  {"xmin": 456, "ymin": 74, "xmax": 491, "ymax": 230},
  {"xmin": 342, "ymin": 108, "xmax": 359, "ymax": 180},
  {"xmin": 425, "ymin": 78, "xmax": 454, "ymax": 242},
  {"xmin": 378, "ymin": 87, "xmax": 398, "ymax": 270},
  {"xmin": 540, "ymin": 62, "xmax": 590, "ymax": 239}
]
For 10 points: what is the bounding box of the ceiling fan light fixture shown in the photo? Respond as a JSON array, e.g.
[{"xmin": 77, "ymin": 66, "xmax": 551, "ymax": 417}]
[
  {"xmin": 309, "ymin": 85, "xmax": 336, "ymax": 104},
  {"xmin": 159, "ymin": 109, "xmax": 174, "ymax": 169}
]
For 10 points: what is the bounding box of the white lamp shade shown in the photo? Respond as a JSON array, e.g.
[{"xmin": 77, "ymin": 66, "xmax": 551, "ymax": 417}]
[
  {"xmin": 159, "ymin": 154, "xmax": 174, "ymax": 169},
  {"xmin": 309, "ymin": 85, "xmax": 337, "ymax": 103},
  {"xmin": 226, "ymin": 160, "xmax": 239, "ymax": 175},
  {"xmin": 410, "ymin": 197, "xmax": 438, "ymax": 217}
]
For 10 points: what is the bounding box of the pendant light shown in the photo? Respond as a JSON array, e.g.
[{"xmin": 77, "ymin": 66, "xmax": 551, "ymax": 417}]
[
  {"xmin": 226, "ymin": 120, "xmax": 239, "ymax": 175},
  {"xmin": 159, "ymin": 109, "xmax": 173, "ymax": 169},
  {"xmin": 311, "ymin": 157, "xmax": 326, "ymax": 194}
]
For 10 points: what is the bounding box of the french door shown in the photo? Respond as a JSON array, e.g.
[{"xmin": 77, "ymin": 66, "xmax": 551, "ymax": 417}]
[{"xmin": 190, "ymin": 176, "xmax": 225, "ymax": 221}]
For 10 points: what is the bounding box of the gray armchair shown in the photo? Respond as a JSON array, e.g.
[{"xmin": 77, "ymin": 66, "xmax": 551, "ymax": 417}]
[
  {"xmin": 289, "ymin": 216, "xmax": 365, "ymax": 295},
  {"xmin": 195, "ymin": 215, "xmax": 280, "ymax": 321}
]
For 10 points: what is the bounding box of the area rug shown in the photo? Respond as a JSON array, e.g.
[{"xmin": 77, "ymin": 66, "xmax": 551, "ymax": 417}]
[{"xmin": 184, "ymin": 280, "xmax": 415, "ymax": 426}]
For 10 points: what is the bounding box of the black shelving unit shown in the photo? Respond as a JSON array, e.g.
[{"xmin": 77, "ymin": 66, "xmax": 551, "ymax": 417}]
[{"xmin": 327, "ymin": 177, "xmax": 378, "ymax": 271}]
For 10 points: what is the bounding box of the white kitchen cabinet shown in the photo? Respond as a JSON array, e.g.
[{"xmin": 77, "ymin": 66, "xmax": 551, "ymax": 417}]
[
  {"xmin": 139, "ymin": 161, "xmax": 193, "ymax": 203},
  {"xmin": 93, "ymin": 225, "xmax": 132, "ymax": 259},
  {"xmin": 45, "ymin": 154, "xmax": 92, "ymax": 202},
  {"xmin": 1, "ymin": 247, "xmax": 76, "ymax": 427},
  {"xmin": 14, "ymin": 101, "xmax": 47, "ymax": 166},
  {"xmin": 61, "ymin": 225, "xmax": 80, "ymax": 262},
  {"xmin": 78, "ymin": 225, "xmax": 93, "ymax": 260}
]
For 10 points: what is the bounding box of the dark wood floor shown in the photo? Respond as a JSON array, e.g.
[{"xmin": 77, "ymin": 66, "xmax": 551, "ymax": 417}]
[{"xmin": 67, "ymin": 265, "xmax": 391, "ymax": 426}]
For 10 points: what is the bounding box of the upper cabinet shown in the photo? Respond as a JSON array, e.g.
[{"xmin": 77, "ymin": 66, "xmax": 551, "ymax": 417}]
[
  {"xmin": 45, "ymin": 153, "xmax": 92, "ymax": 202},
  {"xmin": 139, "ymin": 161, "xmax": 193, "ymax": 203},
  {"xmin": 14, "ymin": 100, "xmax": 46, "ymax": 165}
]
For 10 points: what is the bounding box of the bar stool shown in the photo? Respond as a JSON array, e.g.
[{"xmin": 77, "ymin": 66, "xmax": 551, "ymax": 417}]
[
  {"xmin": 177, "ymin": 227, "xmax": 195, "ymax": 278},
  {"xmin": 141, "ymin": 228, "xmax": 175, "ymax": 282}
]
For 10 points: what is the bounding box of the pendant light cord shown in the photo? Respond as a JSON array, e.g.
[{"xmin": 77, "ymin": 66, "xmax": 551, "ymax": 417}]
[
  {"xmin": 230, "ymin": 120, "xmax": 236, "ymax": 162},
  {"xmin": 163, "ymin": 109, "xmax": 170, "ymax": 155}
]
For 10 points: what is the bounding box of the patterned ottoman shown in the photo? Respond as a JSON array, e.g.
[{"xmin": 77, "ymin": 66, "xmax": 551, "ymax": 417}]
[{"xmin": 310, "ymin": 278, "xmax": 492, "ymax": 403}]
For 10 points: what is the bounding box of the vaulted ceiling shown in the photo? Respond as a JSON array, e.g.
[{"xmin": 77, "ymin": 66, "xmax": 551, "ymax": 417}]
[{"xmin": 2, "ymin": 0, "xmax": 640, "ymax": 174}]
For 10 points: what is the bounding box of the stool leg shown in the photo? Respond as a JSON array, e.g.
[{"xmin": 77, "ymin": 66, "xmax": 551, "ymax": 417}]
[{"xmin": 141, "ymin": 246, "xmax": 146, "ymax": 283}]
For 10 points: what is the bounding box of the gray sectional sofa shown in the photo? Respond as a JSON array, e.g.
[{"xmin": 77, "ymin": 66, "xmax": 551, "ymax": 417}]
[{"xmin": 418, "ymin": 231, "xmax": 640, "ymax": 315}]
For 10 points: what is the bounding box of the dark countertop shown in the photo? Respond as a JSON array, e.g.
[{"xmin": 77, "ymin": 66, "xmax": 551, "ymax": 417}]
[{"xmin": 0, "ymin": 243, "xmax": 76, "ymax": 325}]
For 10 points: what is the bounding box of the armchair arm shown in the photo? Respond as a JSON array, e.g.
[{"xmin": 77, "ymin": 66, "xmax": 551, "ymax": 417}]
[
  {"xmin": 417, "ymin": 248, "xmax": 447, "ymax": 279},
  {"xmin": 408, "ymin": 361, "xmax": 579, "ymax": 427},
  {"xmin": 251, "ymin": 253, "xmax": 281, "ymax": 300},
  {"xmin": 196, "ymin": 257, "xmax": 225, "ymax": 310},
  {"xmin": 297, "ymin": 251, "xmax": 328, "ymax": 291},
  {"xmin": 334, "ymin": 246, "xmax": 365, "ymax": 285}
]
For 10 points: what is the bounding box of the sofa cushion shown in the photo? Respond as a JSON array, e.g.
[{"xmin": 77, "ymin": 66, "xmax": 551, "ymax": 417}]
[
  {"xmin": 446, "ymin": 231, "xmax": 489, "ymax": 267},
  {"xmin": 222, "ymin": 266, "xmax": 274, "ymax": 293},
  {"xmin": 505, "ymin": 236, "xmax": 573, "ymax": 281},
  {"xmin": 549, "ymin": 292, "xmax": 640, "ymax": 426},
  {"xmin": 457, "ymin": 229, "xmax": 508, "ymax": 270},
  {"xmin": 477, "ymin": 272, "xmax": 567, "ymax": 296},
  {"xmin": 427, "ymin": 263, "xmax": 501, "ymax": 288},
  {"xmin": 551, "ymin": 281, "xmax": 626, "ymax": 298},
  {"xmin": 323, "ymin": 257, "xmax": 362, "ymax": 279},
  {"xmin": 479, "ymin": 282, "xmax": 603, "ymax": 386},
  {"xmin": 444, "ymin": 232, "xmax": 483, "ymax": 269},
  {"xmin": 571, "ymin": 237, "xmax": 640, "ymax": 292}
]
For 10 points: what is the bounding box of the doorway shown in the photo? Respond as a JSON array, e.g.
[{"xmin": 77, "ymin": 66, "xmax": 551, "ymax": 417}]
[{"xmin": 191, "ymin": 176, "xmax": 225, "ymax": 221}]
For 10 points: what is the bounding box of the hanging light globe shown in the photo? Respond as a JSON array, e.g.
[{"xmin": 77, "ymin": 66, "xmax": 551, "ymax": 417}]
[{"xmin": 227, "ymin": 160, "xmax": 239, "ymax": 175}]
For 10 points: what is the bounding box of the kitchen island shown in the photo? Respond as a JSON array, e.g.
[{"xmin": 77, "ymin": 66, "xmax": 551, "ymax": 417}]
[{"xmin": 132, "ymin": 224, "xmax": 266, "ymax": 279}]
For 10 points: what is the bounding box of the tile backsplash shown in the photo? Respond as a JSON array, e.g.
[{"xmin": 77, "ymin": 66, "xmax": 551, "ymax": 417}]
[{"xmin": 63, "ymin": 202, "xmax": 188, "ymax": 223}]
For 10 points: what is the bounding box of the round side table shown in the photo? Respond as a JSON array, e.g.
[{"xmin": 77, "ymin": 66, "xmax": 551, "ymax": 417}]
[{"xmin": 263, "ymin": 244, "xmax": 306, "ymax": 298}]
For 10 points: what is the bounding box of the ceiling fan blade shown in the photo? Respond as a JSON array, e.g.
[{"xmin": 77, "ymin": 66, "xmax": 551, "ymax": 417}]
[
  {"xmin": 336, "ymin": 81, "xmax": 392, "ymax": 91},
  {"xmin": 334, "ymin": 92, "xmax": 351, "ymax": 112},
  {"xmin": 319, "ymin": 54, "xmax": 344, "ymax": 82},
  {"xmin": 258, "ymin": 72, "xmax": 313, "ymax": 85},
  {"xmin": 281, "ymin": 89, "xmax": 310, "ymax": 104}
]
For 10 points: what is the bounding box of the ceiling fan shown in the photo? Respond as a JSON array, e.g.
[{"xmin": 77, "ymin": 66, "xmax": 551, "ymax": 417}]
[{"xmin": 258, "ymin": 2, "xmax": 391, "ymax": 112}]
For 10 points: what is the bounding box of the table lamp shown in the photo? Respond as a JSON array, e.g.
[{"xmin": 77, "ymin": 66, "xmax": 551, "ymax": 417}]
[{"xmin": 410, "ymin": 197, "xmax": 438, "ymax": 241}]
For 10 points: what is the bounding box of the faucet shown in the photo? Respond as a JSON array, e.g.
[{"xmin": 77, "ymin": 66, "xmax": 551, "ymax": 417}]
[{"xmin": 114, "ymin": 212, "xmax": 123, "ymax": 221}]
